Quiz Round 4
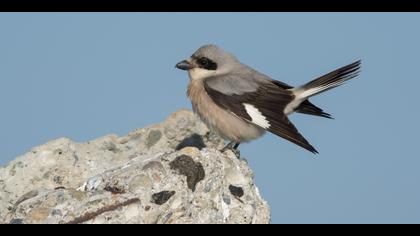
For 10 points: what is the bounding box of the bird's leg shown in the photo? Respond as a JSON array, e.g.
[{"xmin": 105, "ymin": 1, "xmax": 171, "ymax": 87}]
[
  {"xmin": 222, "ymin": 141, "xmax": 235, "ymax": 151},
  {"xmin": 232, "ymin": 142, "xmax": 241, "ymax": 158},
  {"xmin": 222, "ymin": 141, "xmax": 241, "ymax": 158}
]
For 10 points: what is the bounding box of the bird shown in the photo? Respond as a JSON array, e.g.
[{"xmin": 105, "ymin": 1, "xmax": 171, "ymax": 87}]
[{"xmin": 175, "ymin": 44, "xmax": 360, "ymax": 154}]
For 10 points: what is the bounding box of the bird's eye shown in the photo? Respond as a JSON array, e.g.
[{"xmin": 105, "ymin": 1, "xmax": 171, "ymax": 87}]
[
  {"xmin": 196, "ymin": 57, "xmax": 217, "ymax": 70},
  {"xmin": 198, "ymin": 57, "xmax": 209, "ymax": 66}
]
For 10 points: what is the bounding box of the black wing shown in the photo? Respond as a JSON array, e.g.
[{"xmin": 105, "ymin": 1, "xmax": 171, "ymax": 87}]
[{"xmin": 204, "ymin": 77, "xmax": 318, "ymax": 154}]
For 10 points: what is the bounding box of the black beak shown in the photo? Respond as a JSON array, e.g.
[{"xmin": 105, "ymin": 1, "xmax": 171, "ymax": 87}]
[{"xmin": 175, "ymin": 60, "xmax": 194, "ymax": 70}]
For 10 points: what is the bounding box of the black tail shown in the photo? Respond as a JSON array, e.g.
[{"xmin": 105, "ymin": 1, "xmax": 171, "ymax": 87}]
[
  {"xmin": 298, "ymin": 60, "xmax": 361, "ymax": 99},
  {"xmin": 296, "ymin": 100, "xmax": 333, "ymax": 119},
  {"xmin": 292, "ymin": 60, "xmax": 361, "ymax": 119}
]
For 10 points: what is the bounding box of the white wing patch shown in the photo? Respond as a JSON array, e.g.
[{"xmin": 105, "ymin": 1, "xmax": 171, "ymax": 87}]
[{"xmin": 243, "ymin": 103, "xmax": 270, "ymax": 129}]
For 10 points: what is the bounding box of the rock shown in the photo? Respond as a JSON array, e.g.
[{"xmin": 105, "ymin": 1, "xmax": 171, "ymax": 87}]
[
  {"xmin": 151, "ymin": 191, "xmax": 176, "ymax": 205},
  {"xmin": 169, "ymin": 154, "xmax": 205, "ymax": 192},
  {"xmin": 0, "ymin": 109, "xmax": 270, "ymax": 224},
  {"xmin": 229, "ymin": 185, "xmax": 244, "ymax": 198}
]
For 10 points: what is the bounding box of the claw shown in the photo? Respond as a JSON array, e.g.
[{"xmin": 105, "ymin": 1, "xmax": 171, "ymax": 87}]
[{"xmin": 221, "ymin": 141, "xmax": 241, "ymax": 159}]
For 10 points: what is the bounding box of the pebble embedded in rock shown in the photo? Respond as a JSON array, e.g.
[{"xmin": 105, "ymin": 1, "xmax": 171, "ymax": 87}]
[
  {"xmin": 229, "ymin": 185, "xmax": 244, "ymax": 198},
  {"xmin": 26, "ymin": 207, "xmax": 51, "ymax": 223},
  {"xmin": 179, "ymin": 146, "xmax": 201, "ymax": 158},
  {"xmin": 142, "ymin": 161, "xmax": 165, "ymax": 173},
  {"xmin": 104, "ymin": 184, "xmax": 126, "ymax": 194},
  {"xmin": 102, "ymin": 142, "xmax": 119, "ymax": 153},
  {"xmin": 14, "ymin": 190, "xmax": 39, "ymax": 205},
  {"xmin": 9, "ymin": 218, "xmax": 24, "ymax": 224},
  {"xmin": 146, "ymin": 130, "xmax": 162, "ymax": 148},
  {"xmin": 176, "ymin": 134, "xmax": 206, "ymax": 150},
  {"xmin": 129, "ymin": 174, "xmax": 152, "ymax": 192},
  {"xmin": 169, "ymin": 155, "xmax": 205, "ymax": 191},
  {"xmin": 151, "ymin": 191, "xmax": 176, "ymax": 205},
  {"xmin": 222, "ymin": 193, "xmax": 231, "ymax": 205}
]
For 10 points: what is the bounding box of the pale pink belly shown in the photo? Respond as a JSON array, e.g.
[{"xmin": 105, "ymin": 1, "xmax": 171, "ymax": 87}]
[
  {"xmin": 188, "ymin": 79, "xmax": 265, "ymax": 142},
  {"xmin": 193, "ymin": 104, "xmax": 266, "ymax": 142}
]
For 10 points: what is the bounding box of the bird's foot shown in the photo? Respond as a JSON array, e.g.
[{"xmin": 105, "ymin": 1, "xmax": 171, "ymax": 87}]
[{"xmin": 221, "ymin": 142, "xmax": 241, "ymax": 159}]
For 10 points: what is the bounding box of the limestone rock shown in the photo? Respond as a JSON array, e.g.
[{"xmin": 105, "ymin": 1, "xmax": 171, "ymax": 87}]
[{"xmin": 0, "ymin": 109, "xmax": 270, "ymax": 224}]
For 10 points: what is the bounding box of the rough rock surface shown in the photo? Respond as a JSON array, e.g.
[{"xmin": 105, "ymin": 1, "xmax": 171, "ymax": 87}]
[{"xmin": 0, "ymin": 109, "xmax": 270, "ymax": 224}]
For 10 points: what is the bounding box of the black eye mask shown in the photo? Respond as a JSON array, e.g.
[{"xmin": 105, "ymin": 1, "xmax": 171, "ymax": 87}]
[{"xmin": 195, "ymin": 56, "xmax": 218, "ymax": 70}]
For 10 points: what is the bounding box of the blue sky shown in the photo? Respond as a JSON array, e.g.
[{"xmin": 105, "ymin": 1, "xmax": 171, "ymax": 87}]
[{"xmin": 0, "ymin": 13, "xmax": 419, "ymax": 223}]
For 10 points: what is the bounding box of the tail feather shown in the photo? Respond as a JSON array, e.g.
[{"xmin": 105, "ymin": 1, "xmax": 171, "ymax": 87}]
[
  {"xmin": 296, "ymin": 60, "xmax": 361, "ymax": 99},
  {"xmin": 296, "ymin": 100, "xmax": 333, "ymax": 119}
]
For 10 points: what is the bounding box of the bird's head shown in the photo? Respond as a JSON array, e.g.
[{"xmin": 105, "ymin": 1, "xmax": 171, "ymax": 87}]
[{"xmin": 175, "ymin": 44, "xmax": 239, "ymax": 80}]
